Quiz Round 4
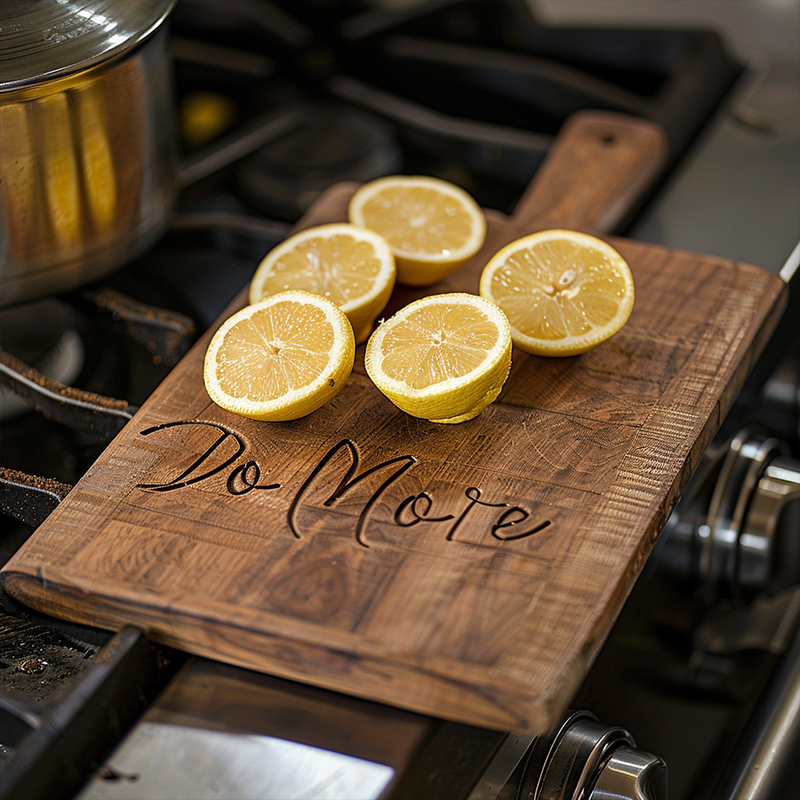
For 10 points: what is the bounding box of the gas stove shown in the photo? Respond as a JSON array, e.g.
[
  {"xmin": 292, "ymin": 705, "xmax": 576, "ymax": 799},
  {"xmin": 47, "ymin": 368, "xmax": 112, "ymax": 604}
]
[{"xmin": 1, "ymin": 1, "xmax": 799, "ymax": 799}]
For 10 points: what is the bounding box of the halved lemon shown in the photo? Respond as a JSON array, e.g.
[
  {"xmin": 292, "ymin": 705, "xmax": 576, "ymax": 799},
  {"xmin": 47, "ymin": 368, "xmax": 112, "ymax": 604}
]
[
  {"xmin": 348, "ymin": 175, "xmax": 486, "ymax": 286},
  {"xmin": 249, "ymin": 223, "xmax": 396, "ymax": 344},
  {"xmin": 203, "ymin": 290, "xmax": 355, "ymax": 421},
  {"xmin": 365, "ymin": 293, "xmax": 512, "ymax": 424},
  {"xmin": 480, "ymin": 229, "xmax": 634, "ymax": 356}
]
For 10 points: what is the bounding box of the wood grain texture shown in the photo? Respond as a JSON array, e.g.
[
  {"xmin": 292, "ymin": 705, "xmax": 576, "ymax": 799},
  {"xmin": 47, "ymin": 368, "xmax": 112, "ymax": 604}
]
[{"xmin": 1, "ymin": 111, "xmax": 788, "ymax": 733}]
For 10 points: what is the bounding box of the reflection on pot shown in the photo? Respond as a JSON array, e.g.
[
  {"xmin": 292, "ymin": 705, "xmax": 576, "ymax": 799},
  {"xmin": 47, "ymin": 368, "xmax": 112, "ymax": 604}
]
[
  {"xmin": 36, "ymin": 91, "xmax": 83, "ymax": 250},
  {"xmin": 73, "ymin": 78, "xmax": 119, "ymax": 237}
]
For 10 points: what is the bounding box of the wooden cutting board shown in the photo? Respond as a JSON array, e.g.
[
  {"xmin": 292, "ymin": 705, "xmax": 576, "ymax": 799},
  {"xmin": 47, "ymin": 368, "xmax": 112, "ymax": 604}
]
[{"xmin": 1, "ymin": 111, "xmax": 787, "ymax": 734}]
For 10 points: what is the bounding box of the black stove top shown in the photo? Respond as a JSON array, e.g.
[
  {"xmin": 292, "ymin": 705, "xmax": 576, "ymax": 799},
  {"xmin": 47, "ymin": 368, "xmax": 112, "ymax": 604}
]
[{"xmin": 6, "ymin": 3, "xmax": 787, "ymax": 799}]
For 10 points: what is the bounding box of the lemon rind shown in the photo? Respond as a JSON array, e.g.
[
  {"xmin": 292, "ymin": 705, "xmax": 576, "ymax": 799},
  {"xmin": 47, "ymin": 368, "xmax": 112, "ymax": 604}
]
[
  {"xmin": 348, "ymin": 175, "xmax": 487, "ymax": 265},
  {"xmin": 364, "ymin": 292, "xmax": 512, "ymax": 421},
  {"xmin": 479, "ymin": 229, "xmax": 634, "ymax": 357},
  {"xmin": 365, "ymin": 294, "xmax": 511, "ymax": 397},
  {"xmin": 249, "ymin": 223, "xmax": 396, "ymax": 313},
  {"xmin": 427, "ymin": 347, "xmax": 512, "ymax": 423},
  {"xmin": 204, "ymin": 291, "xmax": 355, "ymax": 421}
]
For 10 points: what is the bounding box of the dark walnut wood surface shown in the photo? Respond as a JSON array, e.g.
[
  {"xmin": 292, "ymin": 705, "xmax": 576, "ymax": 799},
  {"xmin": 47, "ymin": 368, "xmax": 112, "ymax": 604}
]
[{"xmin": 1, "ymin": 112, "xmax": 788, "ymax": 733}]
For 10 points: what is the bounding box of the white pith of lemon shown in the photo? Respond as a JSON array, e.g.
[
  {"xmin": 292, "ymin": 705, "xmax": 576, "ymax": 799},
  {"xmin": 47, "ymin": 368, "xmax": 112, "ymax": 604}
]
[
  {"xmin": 365, "ymin": 293, "xmax": 512, "ymax": 423},
  {"xmin": 348, "ymin": 175, "xmax": 486, "ymax": 287},
  {"xmin": 203, "ymin": 290, "xmax": 355, "ymax": 421},
  {"xmin": 479, "ymin": 229, "xmax": 634, "ymax": 356},
  {"xmin": 249, "ymin": 223, "xmax": 396, "ymax": 344}
]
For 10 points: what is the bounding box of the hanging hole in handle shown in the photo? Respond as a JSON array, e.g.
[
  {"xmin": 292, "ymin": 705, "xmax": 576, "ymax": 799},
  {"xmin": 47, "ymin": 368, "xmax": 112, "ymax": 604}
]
[{"xmin": 599, "ymin": 133, "xmax": 617, "ymax": 146}]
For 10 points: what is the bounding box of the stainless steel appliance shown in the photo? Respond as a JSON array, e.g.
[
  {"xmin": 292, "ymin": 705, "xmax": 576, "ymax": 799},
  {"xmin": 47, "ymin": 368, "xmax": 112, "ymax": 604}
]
[
  {"xmin": 0, "ymin": 0, "xmax": 179, "ymax": 307},
  {"xmin": 0, "ymin": 1, "xmax": 798, "ymax": 798}
]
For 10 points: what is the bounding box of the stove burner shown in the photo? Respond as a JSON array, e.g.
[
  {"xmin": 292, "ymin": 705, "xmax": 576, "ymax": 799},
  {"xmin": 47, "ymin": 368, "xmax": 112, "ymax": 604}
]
[{"xmin": 235, "ymin": 102, "xmax": 402, "ymax": 220}]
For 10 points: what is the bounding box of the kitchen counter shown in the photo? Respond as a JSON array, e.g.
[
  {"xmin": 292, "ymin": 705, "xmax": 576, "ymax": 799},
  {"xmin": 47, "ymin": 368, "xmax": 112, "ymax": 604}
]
[{"xmin": 532, "ymin": 0, "xmax": 800, "ymax": 275}]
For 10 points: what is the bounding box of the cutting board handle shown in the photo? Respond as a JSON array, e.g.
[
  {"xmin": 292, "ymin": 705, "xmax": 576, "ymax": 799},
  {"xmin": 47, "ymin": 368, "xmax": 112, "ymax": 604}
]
[{"xmin": 510, "ymin": 110, "xmax": 668, "ymax": 235}]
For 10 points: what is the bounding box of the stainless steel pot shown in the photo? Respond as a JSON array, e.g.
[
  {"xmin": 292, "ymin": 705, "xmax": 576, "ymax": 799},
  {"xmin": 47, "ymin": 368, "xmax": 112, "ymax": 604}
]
[{"xmin": 0, "ymin": 0, "xmax": 178, "ymax": 307}]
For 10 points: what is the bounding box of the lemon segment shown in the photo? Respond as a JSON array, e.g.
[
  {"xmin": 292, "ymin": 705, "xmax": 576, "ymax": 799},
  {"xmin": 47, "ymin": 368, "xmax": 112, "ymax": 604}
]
[
  {"xmin": 348, "ymin": 175, "xmax": 486, "ymax": 286},
  {"xmin": 365, "ymin": 293, "xmax": 512, "ymax": 423},
  {"xmin": 480, "ymin": 229, "xmax": 634, "ymax": 356},
  {"xmin": 249, "ymin": 223, "xmax": 396, "ymax": 344},
  {"xmin": 204, "ymin": 290, "xmax": 355, "ymax": 421}
]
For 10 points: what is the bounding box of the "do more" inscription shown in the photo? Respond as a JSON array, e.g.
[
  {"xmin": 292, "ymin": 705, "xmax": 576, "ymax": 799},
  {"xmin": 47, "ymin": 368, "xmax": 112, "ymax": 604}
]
[{"xmin": 137, "ymin": 420, "xmax": 552, "ymax": 548}]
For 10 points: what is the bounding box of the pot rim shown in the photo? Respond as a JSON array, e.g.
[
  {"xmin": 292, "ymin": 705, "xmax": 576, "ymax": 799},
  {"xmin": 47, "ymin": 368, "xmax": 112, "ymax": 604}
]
[{"xmin": 0, "ymin": 0, "xmax": 177, "ymax": 93}]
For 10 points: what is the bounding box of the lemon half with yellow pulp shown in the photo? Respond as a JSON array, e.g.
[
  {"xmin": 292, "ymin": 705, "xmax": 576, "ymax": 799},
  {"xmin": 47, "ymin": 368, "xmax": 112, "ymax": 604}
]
[
  {"xmin": 480, "ymin": 229, "xmax": 634, "ymax": 356},
  {"xmin": 349, "ymin": 175, "xmax": 486, "ymax": 286},
  {"xmin": 204, "ymin": 290, "xmax": 355, "ymax": 421},
  {"xmin": 365, "ymin": 292, "xmax": 512, "ymax": 423},
  {"xmin": 249, "ymin": 223, "xmax": 395, "ymax": 344}
]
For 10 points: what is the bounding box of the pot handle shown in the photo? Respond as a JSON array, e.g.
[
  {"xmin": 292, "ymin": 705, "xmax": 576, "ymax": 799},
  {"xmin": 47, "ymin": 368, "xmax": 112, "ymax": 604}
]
[{"xmin": 509, "ymin": 110, "xmax": 668, "ymax": 235}]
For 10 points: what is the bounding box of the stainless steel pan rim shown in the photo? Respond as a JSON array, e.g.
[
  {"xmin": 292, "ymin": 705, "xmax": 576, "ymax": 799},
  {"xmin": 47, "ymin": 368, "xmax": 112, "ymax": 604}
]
[
  {"xmin": 0, "ymin": 0, "xmax": 178, "ymax": 92},
  {"xmin": 0, "ymin": 1, "xmax": 179, "ymax": 308}
]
